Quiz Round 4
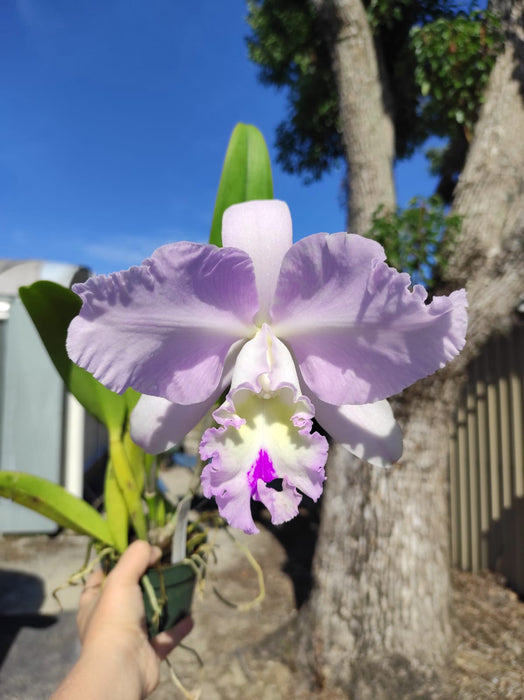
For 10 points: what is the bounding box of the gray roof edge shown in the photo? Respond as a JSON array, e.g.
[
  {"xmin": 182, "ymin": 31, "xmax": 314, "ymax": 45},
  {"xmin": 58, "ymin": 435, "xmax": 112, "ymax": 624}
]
[{"xmin": 0, "ymin": 259, "xmax": 89, "ymax": 296}]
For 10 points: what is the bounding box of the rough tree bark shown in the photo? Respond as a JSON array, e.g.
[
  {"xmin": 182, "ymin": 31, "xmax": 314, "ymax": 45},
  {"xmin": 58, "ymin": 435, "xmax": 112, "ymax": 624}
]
[
  {"xmin": 312, "ymin": 0, "xmax": 396, "ymax": 235},
  {"xmin": 295, "ymin": 1, "xmax": 524, "ymax": 697}
]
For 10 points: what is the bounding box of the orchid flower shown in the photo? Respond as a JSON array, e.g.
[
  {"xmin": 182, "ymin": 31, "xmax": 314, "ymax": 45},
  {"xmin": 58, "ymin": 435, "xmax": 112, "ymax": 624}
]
[{"xmin": 67, "ymin": 200, "xmax": 467, "ymax": 534}]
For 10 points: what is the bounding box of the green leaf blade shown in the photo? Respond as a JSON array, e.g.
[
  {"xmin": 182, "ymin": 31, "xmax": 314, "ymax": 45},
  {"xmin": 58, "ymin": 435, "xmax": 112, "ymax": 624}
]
[
  {"xmin": 209, "ymin": 123, "xmax": 273, "ymax": 247},
  {"xmin": 104, "ymin": 460, "xmax": 129, "ymax": 552},
  {"xmin": 0, "ymin": 472, "xmax": 116, "ymax": 548}
]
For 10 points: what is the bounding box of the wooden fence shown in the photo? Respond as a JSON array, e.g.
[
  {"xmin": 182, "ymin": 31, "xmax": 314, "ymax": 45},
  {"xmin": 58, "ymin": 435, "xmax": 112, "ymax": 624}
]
[{"xmin": 449, "ymin": 321, "xmax": 524, "ymax": 596}]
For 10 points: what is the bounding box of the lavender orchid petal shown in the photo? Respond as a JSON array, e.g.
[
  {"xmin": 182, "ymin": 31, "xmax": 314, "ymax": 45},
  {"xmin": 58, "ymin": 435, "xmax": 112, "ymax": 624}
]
[
  {"xmin": 130, "ymin": 394, "xmax": 213, "ymax": 455},
  {"xmin": 271, "ymin": 232, "xmax": 468, "ymax": 405},
  {"xmin": 67, "ymin": 242, "xmax": 258, "ymax": 404},
  {"xmin": 222, "ymin": 200, "xmax": 292, "ymax": 322},
  {"xmin": 312, "ymin": 396, "xmax": 403, "ymax": 468},
  {"xmin": 255, "ymin": 478, "xmax": 302, "ymax": 526},
  {"xmin": 130, "ymin": 347, "xmax": 237, "ymax": 453}
]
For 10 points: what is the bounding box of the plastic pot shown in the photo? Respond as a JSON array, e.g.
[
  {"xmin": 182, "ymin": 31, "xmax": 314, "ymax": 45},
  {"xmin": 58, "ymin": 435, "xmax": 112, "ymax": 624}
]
[{"xmin": 140, "ymin": 561, "xmax": 197, "ymax": 638}]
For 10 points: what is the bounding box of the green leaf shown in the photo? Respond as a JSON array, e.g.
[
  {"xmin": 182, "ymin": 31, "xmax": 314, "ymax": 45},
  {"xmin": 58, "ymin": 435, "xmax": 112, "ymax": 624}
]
[
  {"xmin": 109, "ymin": 438, "xmax": 147, "ymax": 541},
  {"xmin": 124, "ymin": 429, "xmax": 145, "ymax": 495},
  {"xmin": 125, "ymin": 388, "xmax": 141, "ymax": 414},
  {"xmin": 19, "ymin": 281, "xmax": 130, "ymax": 435},
  {"xmin": 104, "ymin": 459, "xmax": 129, "ymax": 552},
  {"xmin": 209, "ymin": 123, "xmax": 273, "ymax": 247},
  {"xmin": 0, "ymin": 472, "xmax": 116, "ymax": 547}
]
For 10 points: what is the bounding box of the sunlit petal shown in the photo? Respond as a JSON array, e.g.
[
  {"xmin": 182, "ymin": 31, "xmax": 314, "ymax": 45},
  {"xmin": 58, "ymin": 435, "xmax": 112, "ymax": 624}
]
[
  {"xmin": 67, "ymin": 243, "xmax": 257, "ymax": 404},
  {"xmin": 130, "ymin": 344, "xmax": 237, "ymax": 454},
  {"xmin": 222, "ymin": 200, "xmax": 292, "ymax": 323},
  {"xmin": 130, "ymin": 395, "xmax": 212, "ymax": 455},
  {"xmin": 272, "ymin": 232, "xmax": 468, "ymax": 404},
  {"xmin": 256, "ymin": 478, "xmax": 302, "ymax": 526},
  {"xmin": 312, "ymin": 396, "xmax": 403, "ymax": 468}
]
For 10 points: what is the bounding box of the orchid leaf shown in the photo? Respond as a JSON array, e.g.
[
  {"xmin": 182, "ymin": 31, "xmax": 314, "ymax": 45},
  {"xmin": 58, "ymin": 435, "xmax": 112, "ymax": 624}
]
[
  {"xmin": 124, "ymin": 429, "xmax": 145, "ymax": 495},
  {"xmin": 19, "ymin": 281, "xmax": 131, "ymax": 434},
  {"xmin": 0, "ymin": 472, "xmax": 116, "ymax": 547},
  {"xmin": 104, "ymin": 460, "xmax": 129, "ymax": 552},
  {"xmin": 209, "ymin": 123, "xmax": 273, "ymax": 247},
  {"xmin": 109, "ymin": 439, "xmax": 148, "ymax": 541},
  {"xmin": 125, "ymin": 388, "xmax": 141, "ymax": 414}
]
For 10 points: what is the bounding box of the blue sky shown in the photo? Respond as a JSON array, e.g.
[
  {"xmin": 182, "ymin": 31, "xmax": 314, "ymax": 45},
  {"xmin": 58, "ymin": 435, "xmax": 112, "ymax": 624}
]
[{"xmin": 1, "ymin": 0, "xmax": 437, "ymax": 275}]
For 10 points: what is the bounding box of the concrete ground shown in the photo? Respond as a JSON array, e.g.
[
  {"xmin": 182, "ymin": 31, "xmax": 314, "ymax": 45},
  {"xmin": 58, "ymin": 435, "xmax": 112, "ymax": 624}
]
[{"xmin": 0, "ymin": 533, "xmax": 87, "ymax": 699}]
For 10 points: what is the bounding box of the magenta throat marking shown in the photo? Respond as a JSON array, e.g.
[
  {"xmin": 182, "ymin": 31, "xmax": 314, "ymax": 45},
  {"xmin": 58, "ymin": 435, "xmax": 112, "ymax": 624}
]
[{"xmin": 247, "ymin": 449, "xmax": 277, "ymax": 496}]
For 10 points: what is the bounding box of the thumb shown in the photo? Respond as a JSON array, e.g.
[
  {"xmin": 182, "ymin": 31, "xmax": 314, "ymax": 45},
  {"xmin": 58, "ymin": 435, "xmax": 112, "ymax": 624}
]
[{"xmin": 108, "ymin": 541, "xmax": 162, "ymax": 586}]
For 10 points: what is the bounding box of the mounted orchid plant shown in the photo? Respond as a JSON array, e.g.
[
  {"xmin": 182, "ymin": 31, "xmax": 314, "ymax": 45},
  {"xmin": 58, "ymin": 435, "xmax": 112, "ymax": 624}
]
[{"xmin": 0, "ymin": 123, "xmax": 467, "ymax": 624}]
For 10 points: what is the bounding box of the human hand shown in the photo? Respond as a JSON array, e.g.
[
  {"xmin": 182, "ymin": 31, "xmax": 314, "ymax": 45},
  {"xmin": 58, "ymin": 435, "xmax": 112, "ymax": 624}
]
[{"xmin": 73, "ymin": 540, "xmax": 193, "ymax": 698}]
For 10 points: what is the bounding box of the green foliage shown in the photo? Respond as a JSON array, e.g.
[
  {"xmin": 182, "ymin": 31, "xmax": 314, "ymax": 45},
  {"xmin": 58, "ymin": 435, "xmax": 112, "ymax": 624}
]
[
  {"xmin": 366, "ymin": 0, "xmax": 454, "ymax": 30},
  {"xmin": 367, "ymin": 196, "xmax": 462, "ymax": 290},
  {"xmin": 411, "ymin": 10, "xmax": 504, "ymax": 138},
  {"xmin": 0, "ymin": 471, "xmax": 117, "ymax": 548},
  {"xmin": 104, "ymin": 458, "xmax": 129, "ymax": 552},
  {"xmin": 247, "ymin": 0, "xmax": 343, "ymax": 181},
  {"xmin": 247, "ymin": 0, "xmax": 504, "ymax": 186},
  {"xmin": 246, "ymin": 0, "xmax": 449, "ymax": 177},
  {"xmin": 210, "ymin": 123, "xmax": 274, "ymax": 246}
]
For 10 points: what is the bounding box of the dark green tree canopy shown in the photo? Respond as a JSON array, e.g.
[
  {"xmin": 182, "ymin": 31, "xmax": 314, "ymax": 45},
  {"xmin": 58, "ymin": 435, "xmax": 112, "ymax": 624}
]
[
  {"xmin": 247, "ymin": 0, "xmax": 343, "ymax": 181},
  {"xmin": 247, "ymin": 0, "xmax": 503, "ymax": 193}
]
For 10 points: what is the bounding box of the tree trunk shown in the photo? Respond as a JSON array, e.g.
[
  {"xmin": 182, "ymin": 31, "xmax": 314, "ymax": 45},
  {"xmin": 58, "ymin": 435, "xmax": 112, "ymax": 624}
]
[
  {"xmin": 296, "ymin": 383, "xmax": 457, "ymax": 699},
  {"xmin": 448, "ymin": 0, "xmax": 524, "ymax": 291},
  {"xmin": 295, "ymin": 2, "xmax": 524, "ymax": 696},
  {"xmin": 313, "ymin": 0, "xmax": 396, "ymax": 234}
]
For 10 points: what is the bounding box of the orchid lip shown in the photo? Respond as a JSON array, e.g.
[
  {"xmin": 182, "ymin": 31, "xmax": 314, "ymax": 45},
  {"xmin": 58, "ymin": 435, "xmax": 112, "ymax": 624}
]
[
  {"xmin": 248, "ymin": 449, "xmax": 278, "ymax": 497},
  {"xmin": 199, "ymin": 326, "xmax": 328, "ymax": 534}
]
